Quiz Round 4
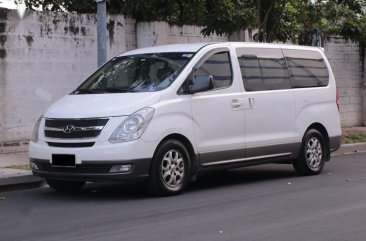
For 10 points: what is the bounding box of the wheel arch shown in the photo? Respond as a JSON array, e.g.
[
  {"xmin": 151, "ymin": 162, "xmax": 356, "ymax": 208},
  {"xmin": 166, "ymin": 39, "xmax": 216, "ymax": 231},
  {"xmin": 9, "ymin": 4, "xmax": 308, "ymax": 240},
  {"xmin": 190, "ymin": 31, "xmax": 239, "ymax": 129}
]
[
  {"xmin": 304, "ymin": 122, "xmax": 330, "ymax": 161},
  {"xmin": 153, "ymin": 133, "xmax": 198, "ymax": 176}
]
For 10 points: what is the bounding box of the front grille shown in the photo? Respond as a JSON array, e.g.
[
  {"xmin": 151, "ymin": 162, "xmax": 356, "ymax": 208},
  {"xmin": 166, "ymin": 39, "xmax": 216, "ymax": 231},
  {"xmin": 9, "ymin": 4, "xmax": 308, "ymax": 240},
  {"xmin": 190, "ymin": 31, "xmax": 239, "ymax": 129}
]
[
  {"xmin": 36, "ymin": 162, "xmax": 111, "ymax": 173},
  {"xmin": 44, "ymin": 118, "xmax": 109, "ymax": 139},
  {"xmin": 47, "ymin": 142, "xmax": 95, "ymax": 148}
]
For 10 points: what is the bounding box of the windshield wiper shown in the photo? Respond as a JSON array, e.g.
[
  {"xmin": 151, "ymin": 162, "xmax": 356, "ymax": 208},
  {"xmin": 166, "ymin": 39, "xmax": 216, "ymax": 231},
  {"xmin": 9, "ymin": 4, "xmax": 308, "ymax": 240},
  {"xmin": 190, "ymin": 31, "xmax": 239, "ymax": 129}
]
[
  {"xmin": 102, "ymin": 87, "xmax": 137, "ymax": 93},
  {"xmin": 73, "ymin": 89, "xmax": 105, "ymax": 94},
  {"xmin": 73, "ymin": 88, "xmax": 138, "ymax": 94}
]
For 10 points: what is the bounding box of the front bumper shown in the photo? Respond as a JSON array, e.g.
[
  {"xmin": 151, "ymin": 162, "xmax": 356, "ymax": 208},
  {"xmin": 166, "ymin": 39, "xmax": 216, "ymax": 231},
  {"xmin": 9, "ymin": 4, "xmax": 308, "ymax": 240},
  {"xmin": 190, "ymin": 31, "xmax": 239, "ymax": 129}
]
[
  {"xmin": 30, "ymin": 158, "xmax": 151, "ymax": 182},
  {"xmin": 29, "ymin": 138, "xmax": 158, "ymax": 182}
]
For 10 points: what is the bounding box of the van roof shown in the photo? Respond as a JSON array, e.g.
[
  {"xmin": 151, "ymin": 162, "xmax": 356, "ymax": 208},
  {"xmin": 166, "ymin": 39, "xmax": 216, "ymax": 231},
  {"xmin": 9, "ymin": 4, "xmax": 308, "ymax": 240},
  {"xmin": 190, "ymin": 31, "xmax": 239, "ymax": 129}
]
[
  {"xmin": 120, "ymin": 42, "xmax": 211, "ymax": 55},
  {"xmin": 120, "ymin": 42, "xmax": 324, "ymax": 56}
]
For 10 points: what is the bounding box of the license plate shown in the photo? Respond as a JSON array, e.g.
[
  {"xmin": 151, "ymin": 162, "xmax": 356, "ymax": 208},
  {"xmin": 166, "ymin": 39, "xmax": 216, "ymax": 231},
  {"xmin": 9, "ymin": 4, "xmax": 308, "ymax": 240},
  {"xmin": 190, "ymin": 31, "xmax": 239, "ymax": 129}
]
[{"xmin": 52, "ymin": 154, "xmax": 76, "ymax": 167}]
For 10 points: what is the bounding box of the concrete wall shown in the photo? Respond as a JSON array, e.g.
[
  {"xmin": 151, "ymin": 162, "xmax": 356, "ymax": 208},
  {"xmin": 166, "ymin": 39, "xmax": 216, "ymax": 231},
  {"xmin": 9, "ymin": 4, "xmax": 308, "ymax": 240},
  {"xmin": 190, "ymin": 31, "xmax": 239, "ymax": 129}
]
[
  {"xmin": 0, "ymin": 8, "xmax": 137, "ymax": 152},
  {"xmin": 0, "ymin": 8, "xmax": 228, "ymax": 153},
  {"xmin": 324, "ymin": 37, "xmax": 365, "ymax": 127},
  {"xmin": 1, "ymin": 8, "xmax": 365, "ymax": 153},
  {"xmin": 136, "ymin": 22, "xmax": 228, "ymax": 48}
]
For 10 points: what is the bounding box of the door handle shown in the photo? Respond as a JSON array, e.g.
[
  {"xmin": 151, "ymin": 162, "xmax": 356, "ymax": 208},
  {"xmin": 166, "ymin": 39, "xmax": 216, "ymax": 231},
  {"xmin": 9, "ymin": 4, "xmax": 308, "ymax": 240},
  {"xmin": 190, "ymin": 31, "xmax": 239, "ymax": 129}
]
[{"xmin": 231, "ymin": 99, "xmax": 243, "ymax": 109}]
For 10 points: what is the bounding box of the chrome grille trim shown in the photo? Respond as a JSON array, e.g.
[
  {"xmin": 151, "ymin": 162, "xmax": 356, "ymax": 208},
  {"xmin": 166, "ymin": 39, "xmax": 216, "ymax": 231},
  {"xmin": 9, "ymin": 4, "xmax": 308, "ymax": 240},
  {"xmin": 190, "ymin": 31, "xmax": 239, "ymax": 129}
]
[
  {"xmin": 44, "ymin": 118, "xmax": 109, "ymax": 139},
  {"xmin": 44, "ymin": 126, "xmax": 104, "ymax": 132}
]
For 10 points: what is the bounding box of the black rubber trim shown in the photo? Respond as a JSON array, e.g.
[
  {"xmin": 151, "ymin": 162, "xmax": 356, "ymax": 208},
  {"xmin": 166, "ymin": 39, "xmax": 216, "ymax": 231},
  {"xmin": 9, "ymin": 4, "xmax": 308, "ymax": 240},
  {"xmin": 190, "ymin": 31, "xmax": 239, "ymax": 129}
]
[
  {"xmin": 47, "ymin": 142, "xmax": 95, "ymax": 148},
  {"xmin": 199, "ymin": 142, "xmax": 300, "ymax": 165},
  {"xmin": 32, "ymin": 170, "xmax": 148, "ymax": 182},
  {"xmin": 30, "ymin": 158, "xmax": 151, "ymax": 182},
  {"xmin": 329, "ymin": 135, "xmax": 342, "ymax": 152}
]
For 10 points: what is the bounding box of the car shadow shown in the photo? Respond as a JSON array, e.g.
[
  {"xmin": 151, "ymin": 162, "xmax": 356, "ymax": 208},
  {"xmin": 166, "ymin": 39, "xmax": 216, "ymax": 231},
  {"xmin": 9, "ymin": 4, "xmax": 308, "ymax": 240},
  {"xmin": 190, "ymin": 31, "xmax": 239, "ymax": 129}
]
[
  {"xmin": 188, "ymin": 164, "xmax": 298, "ymax": 192},
  {"xmin": 38, "ymin": 164, "xmax": 299, "ymax": 200}
]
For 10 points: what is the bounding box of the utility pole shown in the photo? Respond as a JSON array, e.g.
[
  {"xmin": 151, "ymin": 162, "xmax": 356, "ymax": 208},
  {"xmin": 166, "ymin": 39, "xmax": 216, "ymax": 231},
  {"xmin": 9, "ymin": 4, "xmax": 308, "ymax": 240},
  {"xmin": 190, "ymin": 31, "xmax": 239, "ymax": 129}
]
[{"xmin": 96, "ymin": 0, "xmax": 107, "ymax": 67}]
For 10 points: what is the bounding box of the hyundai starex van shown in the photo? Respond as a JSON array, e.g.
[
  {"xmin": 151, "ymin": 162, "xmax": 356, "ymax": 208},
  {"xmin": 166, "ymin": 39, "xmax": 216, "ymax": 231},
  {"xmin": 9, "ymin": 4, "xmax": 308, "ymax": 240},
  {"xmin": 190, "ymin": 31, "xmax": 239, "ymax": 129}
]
[{"xmin": 29, "ymin": 42, "xmax": 342, "ymax": 195}]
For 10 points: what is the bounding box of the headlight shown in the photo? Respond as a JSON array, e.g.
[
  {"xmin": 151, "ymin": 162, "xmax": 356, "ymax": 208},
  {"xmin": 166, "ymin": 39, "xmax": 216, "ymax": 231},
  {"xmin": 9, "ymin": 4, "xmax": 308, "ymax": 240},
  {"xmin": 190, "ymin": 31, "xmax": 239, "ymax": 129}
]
[
  {"xmin": 109, "ymin": 107, "xmax": 155, "ymax": 143},
  {"xmin": 31, "ymin": 116, "xmax": 43, "ymax": 143}
]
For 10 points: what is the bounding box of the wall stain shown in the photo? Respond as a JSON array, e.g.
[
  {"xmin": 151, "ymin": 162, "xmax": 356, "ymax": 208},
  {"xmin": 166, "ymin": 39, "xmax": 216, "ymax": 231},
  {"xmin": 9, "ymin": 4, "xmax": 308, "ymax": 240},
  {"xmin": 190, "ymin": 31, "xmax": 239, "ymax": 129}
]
[
  {"xmin": 2, "ymin": 142, "xmax": 20, "ymax": 147},
  {"xmin": 0, "ymin": 49, "xmax": 6, "ymax": 58},
  {"xmin": 52, "ymin": 17, "xmax": 61, "ymax": 25},
  {"xmin": 0, "ymin": 8, "xmax": 8, "ymax": 21},
  {"xmin": 0, "ymin": 22, "xmax": 5, "ymax": 33},
  {"xmin": 0, "ymin": 35, "xmax": 6, "ymax": 46},
  {"xmin": 24, "ymin": 35, "xmax": 34, "ymax": 47},
  {"xmin": 107, "ymin": 20, "xmax": 115, "ymax": 48},
  {"xmin": 69, "ymin": 25, "xmax": 79, "ymax": 35},
  {"xmin": 0, "ymin": 15, "xmax": 6, "ymax": 56},
  {"xmin": 40, "ymin": 23, "xmax": 53, "ymax": 37},
  {"xmin": 81, "ymin": 27, "xmax": 86, "ymax": 36},
  {"xmin": 64, "ymin": 25, "xmax": 80, "ymax": 35}
]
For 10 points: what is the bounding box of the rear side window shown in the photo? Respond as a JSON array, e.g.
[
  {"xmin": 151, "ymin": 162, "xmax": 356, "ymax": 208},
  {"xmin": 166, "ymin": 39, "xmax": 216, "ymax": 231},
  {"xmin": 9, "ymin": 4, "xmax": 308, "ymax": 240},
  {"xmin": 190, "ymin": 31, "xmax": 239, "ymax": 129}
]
[
  {"xmin": 195, "ymin": 51, "xmax": 232, "ymax": 89},
  {"xmin": 282, "ymin": 49, "xmax": 329, "ymax": 88},
  {"xmin": 236, "ymin": 48, "xmax": 291, "ymax": 91}
]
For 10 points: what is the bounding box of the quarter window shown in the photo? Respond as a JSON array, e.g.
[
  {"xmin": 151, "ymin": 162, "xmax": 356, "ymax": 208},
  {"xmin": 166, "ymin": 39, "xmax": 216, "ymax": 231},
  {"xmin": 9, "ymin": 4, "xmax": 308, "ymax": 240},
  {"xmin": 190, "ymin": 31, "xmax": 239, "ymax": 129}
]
[{"xmin": 283, "ymin": 49, "xmax": 329, "ymax": 88}]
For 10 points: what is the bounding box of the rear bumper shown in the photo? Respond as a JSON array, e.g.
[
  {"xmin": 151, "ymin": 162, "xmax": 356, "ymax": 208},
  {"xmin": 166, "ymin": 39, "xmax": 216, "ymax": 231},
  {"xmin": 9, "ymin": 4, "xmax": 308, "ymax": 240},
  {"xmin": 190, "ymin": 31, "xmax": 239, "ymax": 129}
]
[{"xmin": 30, "ymin": 158, "xmax": 151, "ymax": 182}]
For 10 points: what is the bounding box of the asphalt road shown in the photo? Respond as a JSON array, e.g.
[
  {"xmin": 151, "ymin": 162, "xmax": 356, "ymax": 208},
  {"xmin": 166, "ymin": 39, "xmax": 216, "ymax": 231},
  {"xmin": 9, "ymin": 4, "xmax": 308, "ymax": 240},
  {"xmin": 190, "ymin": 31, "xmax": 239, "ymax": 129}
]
[{"xmin": 1, "ymin": 153, "xmax": 366, "ymax": 241}]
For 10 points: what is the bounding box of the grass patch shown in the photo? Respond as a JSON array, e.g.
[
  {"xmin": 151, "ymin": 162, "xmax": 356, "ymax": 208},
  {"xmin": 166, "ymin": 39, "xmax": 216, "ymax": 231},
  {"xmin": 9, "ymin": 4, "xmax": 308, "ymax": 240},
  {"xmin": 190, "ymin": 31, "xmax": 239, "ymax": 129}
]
[
  {"xmin": 6, "ymin": 164, "xmax": 31, "ymax": 170},
  {"xmin": 342, "ymin": 133, "xmax": 366, "ymax": 144}
]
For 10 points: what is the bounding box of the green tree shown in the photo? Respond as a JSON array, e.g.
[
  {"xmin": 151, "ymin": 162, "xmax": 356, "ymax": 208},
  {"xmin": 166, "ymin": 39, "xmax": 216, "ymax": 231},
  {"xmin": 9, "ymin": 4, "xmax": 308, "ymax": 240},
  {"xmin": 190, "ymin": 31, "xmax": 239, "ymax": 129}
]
[
  {"xmin": 15, "ymin": 0, "xmax": 366, "ymax": 46},
  {"xmin": 200, "ymin": 0, "xmax": 256, "ymax": 36},
  {"xmin": 15, "ymin": 0, "xmax": 96, "ymax": 13}
]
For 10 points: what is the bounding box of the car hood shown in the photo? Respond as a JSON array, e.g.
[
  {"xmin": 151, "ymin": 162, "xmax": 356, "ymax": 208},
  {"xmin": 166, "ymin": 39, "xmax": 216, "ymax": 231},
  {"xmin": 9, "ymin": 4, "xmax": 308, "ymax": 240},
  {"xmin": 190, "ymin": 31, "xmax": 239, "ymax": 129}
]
[{"xmin": 44, "ymin": 92, "xmax": 162, "ymax": 118}]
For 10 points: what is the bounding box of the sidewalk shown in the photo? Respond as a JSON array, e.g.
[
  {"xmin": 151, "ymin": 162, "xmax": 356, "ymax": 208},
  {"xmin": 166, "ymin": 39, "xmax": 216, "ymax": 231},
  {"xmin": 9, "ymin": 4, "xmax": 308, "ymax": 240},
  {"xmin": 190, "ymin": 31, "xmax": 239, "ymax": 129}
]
[
  {"xmin": 1, "ymin": 127, "xmax": 366, "ymax": 192},
  {"xmin": 0, "ymin": 152, "xmax": 44, "ymax": 192}
]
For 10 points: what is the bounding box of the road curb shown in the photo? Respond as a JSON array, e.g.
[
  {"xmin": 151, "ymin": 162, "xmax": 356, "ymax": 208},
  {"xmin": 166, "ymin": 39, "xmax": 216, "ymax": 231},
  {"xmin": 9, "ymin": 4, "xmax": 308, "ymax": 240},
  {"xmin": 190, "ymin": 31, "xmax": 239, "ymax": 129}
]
[{"xmin": 332, "ymin": 143, "xmax": 366, "ymax": 156}]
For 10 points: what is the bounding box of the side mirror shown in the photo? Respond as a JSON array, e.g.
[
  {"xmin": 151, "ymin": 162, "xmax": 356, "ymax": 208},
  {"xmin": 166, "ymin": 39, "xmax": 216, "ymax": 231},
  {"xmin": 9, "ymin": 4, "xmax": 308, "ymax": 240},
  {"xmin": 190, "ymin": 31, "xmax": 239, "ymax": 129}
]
[{"xmin": 189, "ymin": 75, "xmax": 214, "ymax": 94}]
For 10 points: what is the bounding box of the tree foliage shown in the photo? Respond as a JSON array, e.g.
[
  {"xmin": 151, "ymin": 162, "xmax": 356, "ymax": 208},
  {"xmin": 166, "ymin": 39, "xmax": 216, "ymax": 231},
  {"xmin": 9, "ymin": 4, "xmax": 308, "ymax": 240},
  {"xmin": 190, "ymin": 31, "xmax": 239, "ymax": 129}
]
[{"xmin": 16, "ymin": 0, "xmax": 366, "ymax": 45}]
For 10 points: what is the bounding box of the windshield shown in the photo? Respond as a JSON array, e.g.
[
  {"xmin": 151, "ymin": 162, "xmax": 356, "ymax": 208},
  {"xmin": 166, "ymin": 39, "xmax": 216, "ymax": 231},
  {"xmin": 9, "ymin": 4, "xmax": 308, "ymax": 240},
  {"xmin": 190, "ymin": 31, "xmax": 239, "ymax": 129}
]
[{"xmin": 73, "ymin": 52, "xmax": 194, "ymax": 94}]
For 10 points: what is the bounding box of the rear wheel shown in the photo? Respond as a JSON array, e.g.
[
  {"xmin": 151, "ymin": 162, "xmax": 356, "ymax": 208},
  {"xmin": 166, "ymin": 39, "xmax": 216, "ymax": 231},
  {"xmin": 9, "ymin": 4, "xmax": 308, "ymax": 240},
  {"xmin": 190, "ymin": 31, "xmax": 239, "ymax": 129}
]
[
  {"xmin": 148, "ymin": 140, "xmax": 191, "ymax": 196},
  {"xmin": 294, "ymin": 129, "xmax": 327, "ymax": 175},
  {"xmin": 46, "ymin": 179, "xmax": 85, "ymax": 193}
]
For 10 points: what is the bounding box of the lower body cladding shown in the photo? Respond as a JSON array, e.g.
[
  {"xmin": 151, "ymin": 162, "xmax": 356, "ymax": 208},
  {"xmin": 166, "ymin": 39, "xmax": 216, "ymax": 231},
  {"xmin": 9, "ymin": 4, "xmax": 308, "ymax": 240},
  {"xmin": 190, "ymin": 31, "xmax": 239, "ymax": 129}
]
[
  {"xmin": 28, "ymin": 133, "xmax": 342, "ymax": 195},
  {"xmin": 30, "ymin": 158, "xmax": 151, "ymax": 182}
]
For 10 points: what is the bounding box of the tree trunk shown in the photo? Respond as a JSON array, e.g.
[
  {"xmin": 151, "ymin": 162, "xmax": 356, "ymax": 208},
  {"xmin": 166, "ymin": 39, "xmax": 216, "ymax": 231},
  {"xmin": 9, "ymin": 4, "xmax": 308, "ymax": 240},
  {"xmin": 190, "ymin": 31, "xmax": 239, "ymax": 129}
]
[
  {"xmin": 260, "ymin": 0, "xmax": 276, "ymax": 43},
  {"xmin": 257, "ymin": 0, "xmax": 262, "ymax": 42}
]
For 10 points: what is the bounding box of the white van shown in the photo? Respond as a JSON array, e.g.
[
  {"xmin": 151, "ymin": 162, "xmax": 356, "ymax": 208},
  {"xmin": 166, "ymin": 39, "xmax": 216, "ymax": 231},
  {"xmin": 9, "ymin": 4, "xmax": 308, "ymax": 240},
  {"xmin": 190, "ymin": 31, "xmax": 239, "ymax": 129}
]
[{"xmin": 29, "ymin": 42, "xmax": 341, "ymax": 195}]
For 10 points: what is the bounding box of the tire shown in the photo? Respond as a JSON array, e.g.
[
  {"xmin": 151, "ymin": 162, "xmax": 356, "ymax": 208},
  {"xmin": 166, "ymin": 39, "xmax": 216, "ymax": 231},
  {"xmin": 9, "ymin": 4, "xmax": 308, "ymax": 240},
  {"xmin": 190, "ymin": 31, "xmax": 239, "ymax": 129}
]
[
  {"xmin": 46, "ymin": 179, "xmax": 85, "ymax": 193},
  {"xmin": 148, "ymin": 140, "xmax": 191, "ymax": 196},
  {"xmin": 294, "ymin": 129, "xmax": 327, "ymax": 175}
]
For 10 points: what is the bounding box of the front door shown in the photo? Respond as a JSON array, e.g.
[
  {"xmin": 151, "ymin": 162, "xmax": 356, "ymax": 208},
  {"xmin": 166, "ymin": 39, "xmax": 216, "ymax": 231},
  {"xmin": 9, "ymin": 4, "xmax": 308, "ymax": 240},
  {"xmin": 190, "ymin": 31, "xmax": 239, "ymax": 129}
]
[{"xmin": 189, "ymin": 49, "xmax": 245, "ymax": 166}]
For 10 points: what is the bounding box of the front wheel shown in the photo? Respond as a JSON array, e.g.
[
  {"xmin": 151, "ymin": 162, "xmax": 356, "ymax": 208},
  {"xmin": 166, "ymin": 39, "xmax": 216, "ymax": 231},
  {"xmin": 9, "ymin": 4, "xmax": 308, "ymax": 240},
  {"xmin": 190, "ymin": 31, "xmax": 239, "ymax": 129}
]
[
  {"xmin": 46, "ymin": 179, "xmax": 85, "ymax": 193},
  {"xmin": 294, "ymin": 129, "xmax": 327, "ymax": 175},
  {"xmin": 147, "ymin": 140, "xmax": 191, "ymax": 196}
]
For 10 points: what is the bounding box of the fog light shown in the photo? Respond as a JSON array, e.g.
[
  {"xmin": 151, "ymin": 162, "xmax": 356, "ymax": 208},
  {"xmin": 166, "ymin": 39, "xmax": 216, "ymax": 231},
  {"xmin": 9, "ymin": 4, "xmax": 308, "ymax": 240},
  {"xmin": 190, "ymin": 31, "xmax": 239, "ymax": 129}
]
[
  {"xmin": 109, "ymin": 164, "xmax": 132, "ymax": 173},
  {"xmin": 30, "ymin": 162, "xmax": 39, "ymax": 170}
]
